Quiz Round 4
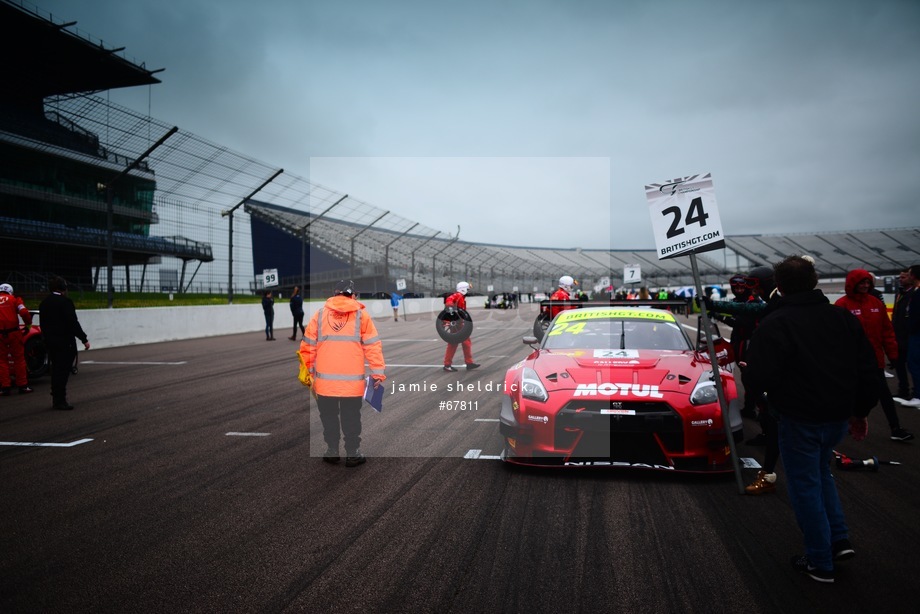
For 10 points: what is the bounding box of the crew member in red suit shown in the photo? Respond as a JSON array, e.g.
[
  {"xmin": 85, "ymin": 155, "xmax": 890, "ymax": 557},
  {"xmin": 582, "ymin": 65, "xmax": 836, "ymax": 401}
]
[
  {"xmin": 835, "ymin": 269, "xmax": 913, "ymax": 442},
  {"xmin": 549, "ymin": 275, "xmax": 577, "ymax": 319},
  {"xmin": 443, "ymin": 281, "xmax": 480, "ymax": 372},
  {"xmin": 0, "ymin": 283, "xmax": 33, "ymax": 395}
]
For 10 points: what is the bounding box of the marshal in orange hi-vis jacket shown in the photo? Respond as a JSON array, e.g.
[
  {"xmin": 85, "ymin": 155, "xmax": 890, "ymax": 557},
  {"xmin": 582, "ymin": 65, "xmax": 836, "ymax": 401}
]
[{"xmin": 299, "ymin": 293, "xmax": 386, "ymax": 397}]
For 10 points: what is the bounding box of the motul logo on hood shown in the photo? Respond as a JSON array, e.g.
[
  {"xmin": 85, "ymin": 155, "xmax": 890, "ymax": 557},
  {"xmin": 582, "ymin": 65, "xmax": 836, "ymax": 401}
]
[{"xmin": 573, "ymin": 383, "xmax": 664, "ymax": 398}]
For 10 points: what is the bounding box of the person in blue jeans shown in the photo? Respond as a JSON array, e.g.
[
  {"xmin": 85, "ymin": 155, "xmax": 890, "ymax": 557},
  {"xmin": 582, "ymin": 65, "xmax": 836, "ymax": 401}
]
[
  {"xmin": 743, "ymin": 255, "xmax": 878, "ymax": 584},
  {"xmin": 390, "ymin": 292, "xmax": 402, "ymax": 321},
  {"xmin": 903, "ymin": 264, "xmax": 920, "ymax": 407}
]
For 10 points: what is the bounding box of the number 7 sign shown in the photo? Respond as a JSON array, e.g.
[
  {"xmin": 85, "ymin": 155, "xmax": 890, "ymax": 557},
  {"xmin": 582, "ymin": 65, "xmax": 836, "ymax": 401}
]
[{"xmin": 645, "ymin": 173, "xmax": 725, "ymax": 260}]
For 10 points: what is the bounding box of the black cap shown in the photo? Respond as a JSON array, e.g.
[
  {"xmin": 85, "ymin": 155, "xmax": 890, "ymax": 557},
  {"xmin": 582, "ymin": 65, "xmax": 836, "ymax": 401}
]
[{"xmin": 334, "ymin": 279, "xmax": 356, "ymax": 297}]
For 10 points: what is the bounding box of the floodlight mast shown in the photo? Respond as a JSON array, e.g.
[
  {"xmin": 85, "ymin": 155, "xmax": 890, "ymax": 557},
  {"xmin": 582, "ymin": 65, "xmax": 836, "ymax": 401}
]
[
  {"xmin": 103, "ymin": 126, "xmax": 178, "ymax": 309},
  {"xmin": 221, "ymin": 168, "xmax": 283, "ymax": 304}
]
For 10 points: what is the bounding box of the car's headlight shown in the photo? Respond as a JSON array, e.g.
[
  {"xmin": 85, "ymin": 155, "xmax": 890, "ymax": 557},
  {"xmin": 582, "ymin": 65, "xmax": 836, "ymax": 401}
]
[
  {"xmin": 521, "ymin": 368, "xmax": 548, "ymax": 403},
  {"xmin": 690, "ymin": 379, "xmax": 718, "ymax": 406}
]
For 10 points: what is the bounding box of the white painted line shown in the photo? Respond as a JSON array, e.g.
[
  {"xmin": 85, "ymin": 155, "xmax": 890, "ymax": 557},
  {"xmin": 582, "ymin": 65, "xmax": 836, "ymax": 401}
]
[
  {"xmin": 0, "ymin": 438, "xmax": 94, "ymax": 448},
  {"xmin": 81, "ymin": 361, "xmax": 188, "ymax": 365},
  {"xmin": 474, "ymin": 419, "xmax": 500, "ymax": 422},
  {"xmin": 464, "ymin": 449, "xmax": 502, "ymax": 460},
  {"xmin": 740, "ymin": 457, "xmax": 762, "ymax": 469},
  {"xmin": 225, "ymin": 432, "xmax": 270, "ymax": 437}
]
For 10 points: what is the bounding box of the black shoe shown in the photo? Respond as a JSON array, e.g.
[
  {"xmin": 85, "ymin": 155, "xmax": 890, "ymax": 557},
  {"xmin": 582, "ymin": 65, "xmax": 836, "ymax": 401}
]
[
  {"xmin": 288, "ymin": 335, "xmax": 296, "ymax": 340},
  {"xmin": 443, "ymin": 365, "xmax": 457, "ymax": 372},
  {"xmin": 345, "ymin": 453, "xmax": 366, "ymax": 467},
  {"xmin": 890, "ymin": 428, "xmax": 915, "ymax": 442},
  {"xmin": 322, "ymin": 448, "xmax": 341, "ymax": 464},
  {"xmin": 746, "ymin": 433, "xmax": 768, "ymax": 446},
  {"xmin": 790, "ymin": 555, "xmax": 834, "ymax": 583},
  {"xmin": 18, "ymin": 386, "xmax": 34, "ymax": 394},
  {"xmin": 53, "ymin": 402, "xmax": 75, "ymax": 411},
  {"xmin": 0, "ymin": 387, "xmax": 11, "ymax": 396},
  {"xmin": 832, "ymin": 539, "xmax": 855, "ymax": 562},
  {"xmin": 466, "ymin": 363, "xmax": 481, "ymax": 370}
]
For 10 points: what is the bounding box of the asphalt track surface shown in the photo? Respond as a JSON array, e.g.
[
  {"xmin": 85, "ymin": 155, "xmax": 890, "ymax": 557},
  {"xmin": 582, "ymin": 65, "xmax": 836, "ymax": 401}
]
[{"xmin": 2, "ymin": 303, "xmax": 918, "ymax": 614}]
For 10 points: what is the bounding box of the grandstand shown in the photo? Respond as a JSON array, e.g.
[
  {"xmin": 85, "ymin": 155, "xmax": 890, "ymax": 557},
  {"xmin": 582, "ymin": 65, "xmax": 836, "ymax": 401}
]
[
  {"xmin": 0, "ymin": 0, "xmax": 216, "ymax": 295},
  {"xmin": 2, "ymin": 0, "xmax": 917, "ymax": 303},
  {"xmin": 245, "ymin": 198, "xmax": 918, "ymax": 298}
]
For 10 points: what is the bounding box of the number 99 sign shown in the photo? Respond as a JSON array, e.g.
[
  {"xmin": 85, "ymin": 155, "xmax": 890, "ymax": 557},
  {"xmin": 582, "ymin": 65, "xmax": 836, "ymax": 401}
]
[
  {"xmin": 645, "ymin": 173, "xmax": 725, "ymax": 260},
  {"xmin": 262, "ymin": 268, "xmax": 279, "ymax": 288}
]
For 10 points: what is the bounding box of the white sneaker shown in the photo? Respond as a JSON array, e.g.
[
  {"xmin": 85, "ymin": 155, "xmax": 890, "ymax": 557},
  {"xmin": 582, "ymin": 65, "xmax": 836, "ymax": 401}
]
[{"xmin": 903, "ymin": 398, "xmax": 920, "ymax": 407}]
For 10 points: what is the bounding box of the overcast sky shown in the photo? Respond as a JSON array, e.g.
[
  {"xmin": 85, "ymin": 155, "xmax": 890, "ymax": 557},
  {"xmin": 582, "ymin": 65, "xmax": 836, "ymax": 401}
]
[{"xmin": 35, "ymin": 0, "xmax": 920, "ymax": 249}]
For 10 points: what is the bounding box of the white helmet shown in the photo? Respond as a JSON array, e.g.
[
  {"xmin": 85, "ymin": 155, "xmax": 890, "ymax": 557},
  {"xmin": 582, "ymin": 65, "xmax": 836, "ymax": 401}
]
[
  {"xmin": 558, "ymin": 275, "xmax": 574, "ymax": 292},
  {"xmin": 456, "ymin": 281, "xmax": 470, "ymax": 295},
  {"xmin": 0, "ymin": 283, "xmax": 12, "ymax": 294}
]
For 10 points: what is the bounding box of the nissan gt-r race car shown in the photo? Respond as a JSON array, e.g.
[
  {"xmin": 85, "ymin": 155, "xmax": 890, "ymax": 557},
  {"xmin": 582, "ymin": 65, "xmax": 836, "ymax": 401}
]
[{"xmin": 499, "ymin": 307, "xmax": 743, "ymax": 472}]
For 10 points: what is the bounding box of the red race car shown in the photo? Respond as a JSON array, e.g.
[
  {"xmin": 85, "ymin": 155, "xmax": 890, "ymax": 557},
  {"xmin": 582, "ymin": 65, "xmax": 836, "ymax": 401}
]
[{"xmin": 500, "ymin": 307, "xmax": 742, "ymax": 472}]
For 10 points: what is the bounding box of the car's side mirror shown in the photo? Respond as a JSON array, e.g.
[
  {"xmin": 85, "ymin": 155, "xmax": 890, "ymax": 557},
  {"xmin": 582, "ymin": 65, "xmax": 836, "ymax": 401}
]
[{"xmin": 522, "ymin": 336, "xmax": 539, "ymax": 347}]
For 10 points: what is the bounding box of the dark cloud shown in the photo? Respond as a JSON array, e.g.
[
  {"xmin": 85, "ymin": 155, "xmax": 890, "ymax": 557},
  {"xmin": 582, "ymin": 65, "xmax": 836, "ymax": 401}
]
[{"xmin": 34, "ymin": 0, "xmax": 920, "ymax": 248}]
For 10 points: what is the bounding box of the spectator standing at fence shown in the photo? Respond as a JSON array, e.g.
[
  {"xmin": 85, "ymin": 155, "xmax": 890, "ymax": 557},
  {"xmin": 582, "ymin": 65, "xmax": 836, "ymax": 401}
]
[
  {"xmin": 743, "ymin": 255, "xmax": 877, "ymax": 583},
  {"xmin": 892, "ymin": 268, "xmax": 914, "ymax": 400},
  {"xmin": 0, "ymin": 284, "xmax": 33, "ymax": 395},
  {"xmin": 390, "ymin": 292, "xmax": 402, "ymax": 321},
  {"xmin": 262, "ymin": 290, "xmax": 275, "ymax": 341},
  {"xmin": 299, "ymin": 279, "xmax": 386, "ymax": 467},
  {"xmin": 38, "ymin": 277, "xmax": 90, "ymax": 410},
  {"xmin": 288, "ymin": 286, "xmax": 305, "ymax": 340},
  {"xmin": 835, "ymin": 269, "xmax": 913, "ymax": 441}
]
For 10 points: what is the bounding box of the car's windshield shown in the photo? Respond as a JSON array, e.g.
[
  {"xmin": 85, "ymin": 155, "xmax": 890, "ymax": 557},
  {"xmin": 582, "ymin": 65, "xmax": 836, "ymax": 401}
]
[{"xmin": 543, "ymin": 318, "xmax": 691, "ymax": 351}]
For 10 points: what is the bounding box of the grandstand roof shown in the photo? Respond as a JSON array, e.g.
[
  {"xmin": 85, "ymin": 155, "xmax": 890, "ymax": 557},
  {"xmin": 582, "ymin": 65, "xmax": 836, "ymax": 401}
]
[
  {"xmin": 244, "ymin": 199, "xmax": 919, "ymax": 287},
  {"xmin": 1, "ymin": 0, "xmax": 161, "ymax": 100}
]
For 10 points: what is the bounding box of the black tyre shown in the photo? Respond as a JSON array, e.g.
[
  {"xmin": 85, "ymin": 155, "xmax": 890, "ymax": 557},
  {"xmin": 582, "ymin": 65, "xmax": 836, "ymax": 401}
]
[
  {"xmin": 436, "ymin": 308, "xmax": 473, "ymax": 343},
  {"xmin": 24, "ymin": 335, "xmax": 48, "ymax": 378},
  {"xmin": 532, "ymin": 312, "xmax": 551, "ymax": 342}
]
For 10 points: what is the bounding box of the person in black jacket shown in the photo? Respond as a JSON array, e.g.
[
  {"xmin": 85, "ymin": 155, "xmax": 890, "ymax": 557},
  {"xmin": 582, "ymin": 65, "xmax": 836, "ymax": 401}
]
[
  {"xmin": 742, "ymin": 256, "xmax": 878, "ymax": 584},
  {"xmin": 38, "ymin": 276, "xmax": 90, "ymax": 410},
  {"xmin": 262, "ymin": 290, "xmax": 275, "ymax": 341},
  {"xmin": 288, "ymin": 286, "xmax": 305, "ymax": 340},
  {"xmin": 892, "ymin": 268, "xmax": 914, "ymax": 400}
]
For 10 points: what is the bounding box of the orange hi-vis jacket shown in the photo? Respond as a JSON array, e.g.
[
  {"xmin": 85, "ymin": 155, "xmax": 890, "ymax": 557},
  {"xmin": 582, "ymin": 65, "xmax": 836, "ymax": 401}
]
[{"xmin": 299, "ymin": 295, "xmax": 386, "ymax": 397}]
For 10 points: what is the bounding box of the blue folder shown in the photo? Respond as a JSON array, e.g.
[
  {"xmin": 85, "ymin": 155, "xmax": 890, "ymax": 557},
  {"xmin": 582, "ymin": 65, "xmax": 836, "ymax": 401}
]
[{"xmin": 364, "ymin": 376, "xmax": 384, "ymax": 412}]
